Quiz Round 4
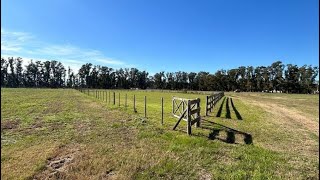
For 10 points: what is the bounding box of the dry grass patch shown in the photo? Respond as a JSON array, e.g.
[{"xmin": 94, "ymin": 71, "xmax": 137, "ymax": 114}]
[
  {"xmin": 1, "ymin": 141, "xmax": 60, "ymax": 180},
  {"xmin": 33, "ymin": 143, "xmax": 82, "ymax": 180}
]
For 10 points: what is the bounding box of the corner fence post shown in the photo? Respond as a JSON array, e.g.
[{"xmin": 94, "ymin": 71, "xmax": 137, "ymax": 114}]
[{"xmin": 187, "ymin": 100, "xmax": 191, "ymax": 135}]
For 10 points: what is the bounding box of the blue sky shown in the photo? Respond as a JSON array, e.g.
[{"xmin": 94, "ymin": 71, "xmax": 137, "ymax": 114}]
[{"xmin": 1, "ymin": 0, "xmax": 319, "ymax": 74}]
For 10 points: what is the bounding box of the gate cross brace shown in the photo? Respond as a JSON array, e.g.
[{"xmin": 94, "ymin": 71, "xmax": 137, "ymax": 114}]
[{"xmin": 173, "ymin": 109, "xmax": 187, "ymax": 130}]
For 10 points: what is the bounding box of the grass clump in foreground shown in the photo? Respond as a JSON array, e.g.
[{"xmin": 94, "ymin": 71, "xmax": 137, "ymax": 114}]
[{"xmin": 1, "ymin": 88, "xmax": 319, "ymax": 179}]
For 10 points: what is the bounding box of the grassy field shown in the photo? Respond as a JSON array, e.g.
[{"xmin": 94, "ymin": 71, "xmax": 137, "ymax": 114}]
[{"xmin": 1, "ymin": 88, "xmax": 319, "ymax": 179}]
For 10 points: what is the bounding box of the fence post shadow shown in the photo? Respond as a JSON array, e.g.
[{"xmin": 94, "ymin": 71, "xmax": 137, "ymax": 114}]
[
  {"xmin": 230, "ymin": 98, "xmax": 243, "ymax": 120},
  {"xmin": 216, "ymin": 97, "xmax": 226, "ymax": 117},
  {"xmin": 225, "ymin": 97, "xmax": 231, "ymax": 119},
  {"xmin": 201, "ymin": 119, "xmax": 253, "ymax": 145},
  {"xmin": 208, "ymin": 129, "xmax": 220, "ymax": 140}
]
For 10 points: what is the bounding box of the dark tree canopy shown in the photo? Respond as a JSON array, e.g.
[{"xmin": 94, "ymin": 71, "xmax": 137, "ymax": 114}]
[{"xmin": 0, "ymin": 57, "xmax": 318, "ymax": 94}]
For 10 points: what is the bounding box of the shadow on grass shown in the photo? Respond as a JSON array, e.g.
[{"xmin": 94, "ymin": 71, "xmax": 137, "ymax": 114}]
[
  {"xmin": 216, "ymin": 97, "xmax": 226, "ymax": 117},
  {"xmin": 230, "ymin": 98, "xmax": 242, "ymax": 120},
  {"xmin": 200, "ymin": 119, "xmax": 253, "ymax": 144},
  {"xmin": 225, "ymin": 97, "xmax": 231, "ymax": 119}
]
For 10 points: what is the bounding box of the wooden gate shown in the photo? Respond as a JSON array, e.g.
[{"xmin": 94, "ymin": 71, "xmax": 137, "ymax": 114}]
[{"xmin": 172, "ymin": 97, "xmax": 201, "ymax": 135}]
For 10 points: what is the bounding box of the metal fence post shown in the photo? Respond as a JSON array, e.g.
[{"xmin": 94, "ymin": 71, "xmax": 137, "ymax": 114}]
[
  {"xmin": 161, "ymin": 97, "xmax": 164, "ymax": 125},
  {"xmin": 144, "ymin": 96, "xmax": 147, "ymax": 118}
]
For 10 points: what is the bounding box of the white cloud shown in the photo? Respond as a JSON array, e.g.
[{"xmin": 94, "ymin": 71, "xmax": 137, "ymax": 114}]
[
  {"xmin": 1, "ymin": 29, "xmax": 131, "ymax": 71},
  {"xmin": 1, "ymin": 29, "xmax": 32, "ymax": 53},
  {"xmin": 1, "ymin": 29, "xmax": 33, "ymax": 41},
  {"xmin": 1, "ymin": 45, "xmax": 21, "ymax": 52},
  {"xmin": 95, "ymin": 58, "xmax": 124, "ymax": 65}
]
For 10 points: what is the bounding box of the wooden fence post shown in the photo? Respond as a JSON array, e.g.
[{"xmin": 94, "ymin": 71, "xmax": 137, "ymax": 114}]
[
  {"xmin": 119, "ymin": 92, "xmax": 120, "ymax": 106},
  {"xmin": 206, "ymin": 96, "xmax": 208, "ymax": 116},
  {"xmin": 144, "ymin": 96, "xmax": 147, "ymax": 118},
  {"xmin": 182, "ymin": 99, "xmax": 185, "ymax": 113},
  {"xmin": 211, "ymin": 97, "xmax": 214, "ymax": 112},
  {"xmin": 133, "ymin": 95, "xmax": 136, "ymax": 112},
  {"xmin": 196, "ymin": 98, "xmax": 200, "ymax": 127},
  {"xmin": 105, "ymin": 91, "xmax": 107, "ymax": 102},
  {"xmin": 172, "ymin": 96, "xmax": 174, "ymax": 114},
  {"xmin": 161, "ymin": 97, "xmax": 164, "ymax": 125},
  {"xmin": 187, "ymin": 100, "xmax": 191, "ymax": 135}
]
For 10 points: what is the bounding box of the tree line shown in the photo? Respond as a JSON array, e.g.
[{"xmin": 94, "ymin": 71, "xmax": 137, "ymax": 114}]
[{"xmin": 1, "ymin": 57, "xmax": 319, "ymax": 93}]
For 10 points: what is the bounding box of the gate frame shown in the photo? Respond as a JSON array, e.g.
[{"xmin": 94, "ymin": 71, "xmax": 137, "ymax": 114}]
[{"xmin": 172, "ymin": 97, "xmax": 201, "ymax": 135}]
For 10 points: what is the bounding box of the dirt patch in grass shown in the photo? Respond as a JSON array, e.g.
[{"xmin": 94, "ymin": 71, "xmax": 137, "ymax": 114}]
[
  {"xmin": 198, "ymin": 169, "xmax": 212, "ymax": 180},
  {"xmin": 1, "ymin": 119, "xmax": 20, "ymax": 131},
  {"xmin": 33, "ymin": 143, "xmax": 81, "ymax": 179},
  {"xmin": 99, "ymin": 169, "xmax": 118, "ymax": 179},
  {"xmin": 250, "ymin": 100, "xmax": 319, "ymax": 136},
  {"xmin": 13, "ymin": 118, "xmax": 67, "ymax": 136}
]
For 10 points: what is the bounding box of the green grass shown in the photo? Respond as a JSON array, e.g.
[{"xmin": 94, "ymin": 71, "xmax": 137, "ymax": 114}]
[{"xmin": 1, "ymin": 88, "xmax": 319, "ymax": 179}]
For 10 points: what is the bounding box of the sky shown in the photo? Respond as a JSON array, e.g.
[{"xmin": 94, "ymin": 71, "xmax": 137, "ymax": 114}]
[{"xmin": 1, "ymin": 0, "xmax": 319, "ymax": 75}]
